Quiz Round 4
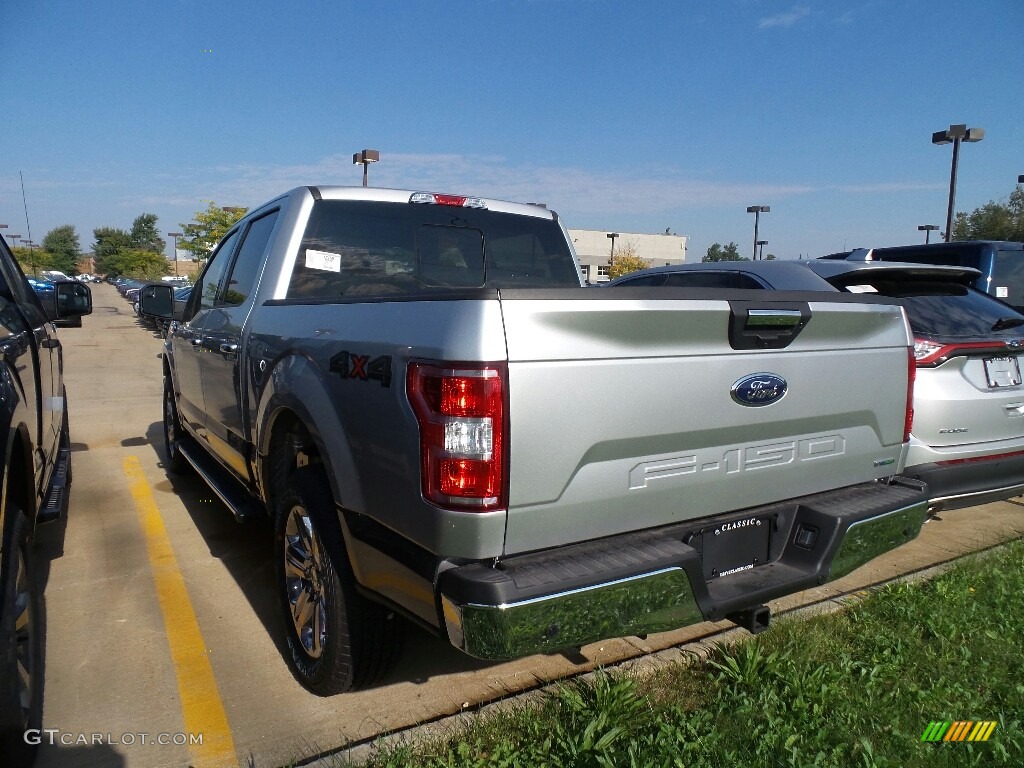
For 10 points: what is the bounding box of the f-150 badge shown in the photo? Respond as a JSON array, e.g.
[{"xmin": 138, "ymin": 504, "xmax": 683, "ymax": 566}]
[{"xmin": 731, "ymin": 373, "xmax": 787, "ymax": 407}]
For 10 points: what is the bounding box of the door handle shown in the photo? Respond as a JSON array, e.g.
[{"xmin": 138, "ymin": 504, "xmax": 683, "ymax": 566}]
[{"xmin": 219, "ymin": 343, "xmax": 239, "ymax": 355}]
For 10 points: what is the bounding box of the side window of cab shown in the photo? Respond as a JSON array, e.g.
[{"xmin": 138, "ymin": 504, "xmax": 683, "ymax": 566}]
[{"xmin": 183, "ymin": 229, "xmax": 242, "ymax": 321}]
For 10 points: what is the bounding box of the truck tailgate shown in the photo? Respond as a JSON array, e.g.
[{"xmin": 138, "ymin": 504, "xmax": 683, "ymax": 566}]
[{"xmin": 498, "ymin": 290, "xmax": 912, "ymax": 555}]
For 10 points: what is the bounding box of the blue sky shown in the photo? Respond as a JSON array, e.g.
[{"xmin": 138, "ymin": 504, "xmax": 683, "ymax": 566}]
[{"xmin": 2, "ymin": 0, "xmax": 1022, "ymax": 262}]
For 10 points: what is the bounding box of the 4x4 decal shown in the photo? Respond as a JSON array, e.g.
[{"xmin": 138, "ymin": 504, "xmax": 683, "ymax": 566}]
[{"xmin": 329, "ymin": 351, "xmax": 392, "ymax": 387}]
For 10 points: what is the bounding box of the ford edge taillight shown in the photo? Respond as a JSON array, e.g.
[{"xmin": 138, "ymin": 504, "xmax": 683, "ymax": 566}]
[{"xmin": 407, "ymin": 361, "xmax": 507, "ymax": 511}]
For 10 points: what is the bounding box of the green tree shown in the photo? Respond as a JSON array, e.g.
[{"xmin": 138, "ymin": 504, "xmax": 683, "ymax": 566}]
[
  {"xmin": 179, "ymin": 202, "xmax": 248, "ymax": 261},
  {"xmin": 41, "ymin": 225, "xmax": 81, "ymax": 275},
  {"xmin": 703, "ymin": 242, "xmax": 747, "ymax": 262},
  {"xmin": 608, "ymin": 243, "xmax": 651, "ymax": 279},
  {"xmin": 102, "ymin": 248, "xmax": 170, "ymax": 280},
  {"xmin": 93, "ymin": 227, "xmax": 132, "ymax": 274},
  {"xmin": 129, "ymin": 213, "xmax": 166, "ymax": 253},
  {"xmin": 951, "ymin": 185, "xmax": 1024, "ymax": 242},
  {"xmin": 12, "ymin": 246, "xmax": 51, "ymax": 275}
]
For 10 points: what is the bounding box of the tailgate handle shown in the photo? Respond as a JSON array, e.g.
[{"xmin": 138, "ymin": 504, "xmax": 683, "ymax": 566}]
[
  {"xmin": 729, "ymin": 302, "xmax": 811, "ymax": 350},
  {"xmin": 1005, "ymin": 403, "xmax": 1024, "ymax": 417}
]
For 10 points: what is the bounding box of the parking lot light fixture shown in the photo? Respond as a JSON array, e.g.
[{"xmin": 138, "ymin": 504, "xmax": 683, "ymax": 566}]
[
  {"xmin": 1018, "ymin": 175, "xmax": 1024, "ymax": 184},
  {"xmin": 756, "ymin": 240, "xmax": 768, "ymax": 260},
  {"xmin": 746, "ymin": 206, "xmax": 770, "ymax": 259},
  {"xmin": 932, "ymin": 124, "xmax": 984, "ymax": 243},
  {"xmin": 917, "ymin": 224, "xmax": 939, "ymax": 244},
  {"xmin": 353, "ymin": 149, "xmax": 380, "ymax": 187},
  {"xmin": 606, "ymin": 232, "xmax": 619, "ymax": 267}
]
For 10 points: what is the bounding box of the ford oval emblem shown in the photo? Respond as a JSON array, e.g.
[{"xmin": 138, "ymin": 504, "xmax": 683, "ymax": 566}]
[{"xmin": 731, "ymin": 373, "xmax": 788, "ymax": 407}]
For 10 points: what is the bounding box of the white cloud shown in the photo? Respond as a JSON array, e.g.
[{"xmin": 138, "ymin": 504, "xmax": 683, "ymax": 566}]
[
  {"xmin": 124, "ymin": 152, "xmax": 943, "ymax": 223},
  {"xmin": 758, "ymin": 6, "xmax": 812, "ymax": 29}
]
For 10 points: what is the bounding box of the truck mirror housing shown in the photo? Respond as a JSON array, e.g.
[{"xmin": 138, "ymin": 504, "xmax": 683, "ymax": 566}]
[
  {"xmin": 54, "ymin": 281, "xmax": 93, "ymax": 319},
  {"xmin": 139, "ymin": 283, "xmax": 173, "ymax": 318}
]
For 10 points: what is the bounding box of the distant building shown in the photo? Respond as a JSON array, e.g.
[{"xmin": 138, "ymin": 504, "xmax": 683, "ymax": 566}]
[{"xmin": 568, "ymin": 229, "xmax": 687, "ymax": 283}]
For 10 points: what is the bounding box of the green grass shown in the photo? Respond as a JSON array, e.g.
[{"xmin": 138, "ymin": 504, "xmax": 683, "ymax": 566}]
[{"xmin": 351, "ymin": 540, "xmax": 1024, "ymax": 768}]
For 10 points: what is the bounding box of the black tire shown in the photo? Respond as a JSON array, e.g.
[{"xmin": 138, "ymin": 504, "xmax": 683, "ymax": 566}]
[
  {"xmin": 162, "ymin": 376, "xmax": 191, "ymax": 475},
  {"xmin": 0, "ymin": 513, "xmax": 42, "ymax": 767},
  {"xmin": 274, "ymin": 467, "xmax": 399, "ymax": 695}
]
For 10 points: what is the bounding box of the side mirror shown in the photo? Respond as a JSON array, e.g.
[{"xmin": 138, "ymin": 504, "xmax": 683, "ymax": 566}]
[
  {"xmin": 139, "ymin": 283, "xmax": 173, "ymax": 318},
  {"xmin": 55, "ymin": 281, "xmax": 92, "ymax": 319}
]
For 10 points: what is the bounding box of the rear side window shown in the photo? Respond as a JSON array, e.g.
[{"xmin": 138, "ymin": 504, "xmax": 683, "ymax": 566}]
[
  {"xmin": 846, "ymin": 279, "xmax": 1024, "ymax": 338},
  {"xmin": 991, "ymin": 250, "xmax": 1024, "ymax": 310},
  {"xmin": 221, "ymin": 210, "xmax": 279, "ymax": 307},
  {"xmin": 288, "ymin": 201, "xmax": 579, "ymax": 299}
]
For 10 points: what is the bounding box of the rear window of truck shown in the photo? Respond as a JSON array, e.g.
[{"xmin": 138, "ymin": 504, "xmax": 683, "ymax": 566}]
[{"xmin": 288, "ymin": 200, "xmax": 580, "ymax": 299}]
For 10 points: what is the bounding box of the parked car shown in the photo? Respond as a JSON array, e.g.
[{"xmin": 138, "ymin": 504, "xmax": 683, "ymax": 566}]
[
  {"xmin": 820, "ymin": 242, "xmax": 1024, "ymax": 312},
  {"xmin": 610, "ymin": 259, "xmax": 1024, "ymax": 512},
  {"xmin": 141, "ymin": 186, "xmax": 928, "ymax": 695},
  {"xmin": 0, "ymin": 236, "xmax": 92, "ymax": 765},
  {"xmin": 603, "ymin": 260, "xmax": 841, "ymax": 291}
]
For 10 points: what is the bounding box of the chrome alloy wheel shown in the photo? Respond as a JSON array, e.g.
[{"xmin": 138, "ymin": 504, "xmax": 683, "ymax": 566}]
[{"xmin": 283, "ymin": 505, "xmax": 328, "ymax": 659}]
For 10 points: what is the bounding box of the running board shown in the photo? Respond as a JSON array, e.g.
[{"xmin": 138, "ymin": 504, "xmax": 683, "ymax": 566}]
[
  {"xmin": 38, "ymin": 446, "xmax": 72, "ymax": 524},
  {"xmin": 177, "ymin": 440, "xmax": 265, "ymax": 523}
]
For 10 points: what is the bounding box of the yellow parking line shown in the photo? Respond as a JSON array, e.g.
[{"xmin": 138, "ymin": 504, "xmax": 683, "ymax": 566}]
[{"xmin": 122, "ymin": 456, "xmax": 236, "ymax": 766}]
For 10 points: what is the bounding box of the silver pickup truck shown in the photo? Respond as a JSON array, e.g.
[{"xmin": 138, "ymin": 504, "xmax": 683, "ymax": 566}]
[{"xmin": 141, "ymin": 186, "xmax": 928, "ymax": 695}]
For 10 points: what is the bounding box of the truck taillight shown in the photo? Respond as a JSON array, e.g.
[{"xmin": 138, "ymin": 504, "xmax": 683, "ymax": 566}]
[
  {"xmin": 904, "ymin": 346, "xmax": 915, "ymax": 443},
  {"xmin": 407, "ymin": 362, "xmax": 507, "ymax": 511}
]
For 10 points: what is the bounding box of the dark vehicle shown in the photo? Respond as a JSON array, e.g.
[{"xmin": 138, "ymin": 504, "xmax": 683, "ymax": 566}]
[
  {"xmin": 0, "ymin": 236, "xmax": 92, "ymax": 765},
  {"xmin": 820, "ymin": 241, "xmax": 1024, "ymax": 312}
]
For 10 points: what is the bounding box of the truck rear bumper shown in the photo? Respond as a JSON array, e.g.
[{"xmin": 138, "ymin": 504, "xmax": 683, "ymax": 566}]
[
  {"xmin": 438, "ymin": 478, "xmax": 928, "ymax": 659},
  {"xmin": 902, "ymin": 452, "xmax": 1024, "ymax": 512}
]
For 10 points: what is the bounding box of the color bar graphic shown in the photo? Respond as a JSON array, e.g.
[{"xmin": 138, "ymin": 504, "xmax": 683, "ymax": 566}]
[{"xmin": 921, "ymin": 721, "xmax": 997, "ymax": 742}]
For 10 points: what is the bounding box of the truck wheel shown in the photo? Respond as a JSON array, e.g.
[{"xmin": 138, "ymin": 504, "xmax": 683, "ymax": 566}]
[
  {"xmin": 274, "ymin": 467, "xmax": 399, "ymax": 695},
  {"xmin": 163, "ymin": 376, "xmax": 191, "ymax": 474},
  {"xmin": 0, "ymin": 513, "xmax": 43, "ymax": 766}
]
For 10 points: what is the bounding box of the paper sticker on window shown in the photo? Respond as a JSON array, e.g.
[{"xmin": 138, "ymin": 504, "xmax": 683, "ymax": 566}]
[
  {"xmin": 996, "ymin": 286, "xmax": 1009, "ymax": 298},
  {"xmin": 305, "ymin": 249, "xmax": 342, "ymax": 273}
]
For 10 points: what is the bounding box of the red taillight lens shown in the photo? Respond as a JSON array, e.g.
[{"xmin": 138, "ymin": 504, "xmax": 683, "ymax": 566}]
[
  {"xmin": 407, "ymin": 362, "xmax": 507, "ymax": 511},
  {"xmin": 904, "ymin": 346, "xmax": 915, "ymax": 443},
  {"xmin": 913, "ymin": 338, "xmax": 1006, "ymax": 366}
]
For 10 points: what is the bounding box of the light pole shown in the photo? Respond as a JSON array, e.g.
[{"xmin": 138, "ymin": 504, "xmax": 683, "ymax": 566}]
[
  {"xmin": 932, "ymin": 124, "xmax": 984, "ymax": 243},
  {"xmin": 22, "ymin": 240, "xmax": 36, "ymax": 274},
  {"xmin": 917, "ymin": 224, "xmax": 939, "ymax": 244},
  {"xmin": 8, "ymin": 234, "xmax": 21, "ymax": 248},
  {"xmin": 756, "ymin": 240, "xmax": 768, "ymax": 260},
  {"xmin": 746, "ymin": 206, "xmax": 770, "ymax": 259},
  {"xmin": 168, "ymin": 232, "xmax": 183, "ymax": 276},
  {"xmin": 606, "ymin": 232, "xmax": 619, "ymax": 269},
  {"xmin": 352, "ymin": 149, "xmax": 380, "ymax": 187}
]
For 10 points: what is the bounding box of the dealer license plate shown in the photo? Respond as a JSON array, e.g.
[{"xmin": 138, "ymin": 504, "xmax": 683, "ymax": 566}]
[
  {"xmin": 983, "ymin": 356, "xmax": 1021, "ymax": 388},
  {"xmin": 695, "ymin": 516, "xmax": 771, "ymax": 580}
]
